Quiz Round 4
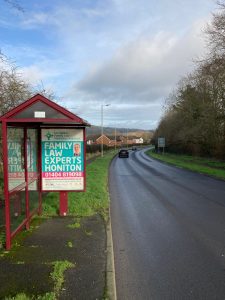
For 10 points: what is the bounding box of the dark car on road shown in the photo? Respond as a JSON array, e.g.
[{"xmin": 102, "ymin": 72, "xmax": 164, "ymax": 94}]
[
  {"xmin": 118, "ymin": 149, "xmax": 129, "ymax": 158},
  {"xmin": 132, "ymin": 146, "xmax": 137, "ymax": 151}
]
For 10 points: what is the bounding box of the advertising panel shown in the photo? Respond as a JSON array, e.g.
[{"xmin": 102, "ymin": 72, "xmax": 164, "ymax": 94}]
[
  {"xmin": 7, "ymin": 128, "xmax": 25, "ymax": 190},
  {"xmin": 7, "ymin": 128, "xmax": 38, "ymax": 191},
  {"xmin": 41, "ymin": 128, "xmax": 84, "ymax": 191}
]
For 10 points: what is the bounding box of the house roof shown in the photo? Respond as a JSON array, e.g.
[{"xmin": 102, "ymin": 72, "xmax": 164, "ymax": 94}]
[
  {"xmin": 86, "ymin": 134, "xmax": 101, "ymax": 141},
  {"xmin": 0, "ymin": 94, "xmax": 90, "ymax": 126},
  {"xmin": 96, "ymin": 134, "xmax": 111, "ymax": 142},
  {"xmin": 106, "ymin": 135, "xmax": 122, "ymax": 141},
  {"xmin": 87, "ymin": 134, "xmax": 122, "ymax": 142}
]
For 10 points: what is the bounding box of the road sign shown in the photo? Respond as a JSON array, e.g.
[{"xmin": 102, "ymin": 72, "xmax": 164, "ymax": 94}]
[{"xmin": 158, "ymin": 137, "xmax": 165, "ymax": 148}]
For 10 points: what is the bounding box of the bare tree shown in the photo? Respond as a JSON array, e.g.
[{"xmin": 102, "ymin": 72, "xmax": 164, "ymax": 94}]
[{"xmin": 0, "ymin": 53, "xmax": 32, "ymax": 115}]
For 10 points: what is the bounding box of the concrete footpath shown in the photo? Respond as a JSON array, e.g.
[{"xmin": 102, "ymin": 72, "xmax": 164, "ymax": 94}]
[{"xmin": 0, "ymin": 215, "xmax": 115, "ymax": 299}]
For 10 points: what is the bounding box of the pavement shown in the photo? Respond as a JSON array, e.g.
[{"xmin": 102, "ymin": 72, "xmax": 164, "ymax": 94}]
[{"xmin": 0, "ymin": 214, "xmax": 115, "ymax": 299}]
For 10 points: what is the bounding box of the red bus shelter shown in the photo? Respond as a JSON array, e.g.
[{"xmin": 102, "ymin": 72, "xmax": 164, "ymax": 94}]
[{"xmin": 0, "ymin": 94, "xmax": 89, "ymax": 249}]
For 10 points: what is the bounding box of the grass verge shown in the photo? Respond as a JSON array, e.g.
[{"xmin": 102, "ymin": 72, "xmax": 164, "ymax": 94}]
[
  {"xmin": 50, "ymin": 260, "xmax": 75, "ymax": 297},
  {"xmin": 42, "ymin": 151, "xmax": 115, "ymax": 218},
  {"xmin": 147, "ymin": 150, "xmax": 225, "ymax": 180},
  {"xmin": 4, "ymin": 260, "xmax": 74, "ymax": 300}
]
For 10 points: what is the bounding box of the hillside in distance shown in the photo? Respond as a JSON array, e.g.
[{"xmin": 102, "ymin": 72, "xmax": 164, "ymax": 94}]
[{"xmin": 87, "ymin": 126, "xmax": 154, "ymax": 140}]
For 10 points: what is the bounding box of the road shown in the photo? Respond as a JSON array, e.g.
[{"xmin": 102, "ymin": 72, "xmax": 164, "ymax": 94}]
[{"xmin": 109, "ymin": 148, "xmax": 225, "ymax": 300}]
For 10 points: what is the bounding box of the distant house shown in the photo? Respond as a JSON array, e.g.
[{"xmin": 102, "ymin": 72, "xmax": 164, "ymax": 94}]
[
  {"xmin": 95, "ymin": 134, "xmax": 122, "ymax": 147},
  {"xmin": 96, "ymin": 134, "xmax": 112, "ymax": 146},
  {"xmin": 86, "ymin": 134, "xmax": 99, "ymax": 145},
  {"xmin": 86, "ymin": 139, "xmax": 94, "ymax": 145},
  {"xmin": 107, "ymin": 136, "xmax": 122, "ymax": 147},
  {"xmin": 88, "ymin": 134, "xmax": 144, "ymax": 147},
  {"xmin": 133, "ymin": 137, "xmax": 144, "ymax": 144},
  {"xmin": 121, "ymin": 136, "xmax": 144, "ymax": 144}
]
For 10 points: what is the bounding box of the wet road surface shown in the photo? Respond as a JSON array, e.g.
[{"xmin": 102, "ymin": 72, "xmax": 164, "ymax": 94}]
[{"xmin": 110, "ymin": 148, "xmax": 225, "ymax": 300}]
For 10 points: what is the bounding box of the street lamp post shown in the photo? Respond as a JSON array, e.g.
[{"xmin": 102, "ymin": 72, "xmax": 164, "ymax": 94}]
[
  {"xmin": 114, "ymin": 127, "xmax": 117, "ymax": 152},
  {"xmin": 101, "ymin": 104, "xmax": 110, "ymax": 157}
]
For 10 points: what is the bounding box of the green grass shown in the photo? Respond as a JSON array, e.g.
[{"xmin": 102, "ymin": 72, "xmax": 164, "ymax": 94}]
[
  {"xmin": 4, "ymin": 292, "xmax": 56, "ymax": 300},
  {"xmin": 67, "ymin": 241, "xmax": 73, "ymax": 248},
  {"xmin": 67, "ymin": 220, "xmax": 80, "ymax": 229},
  {"xmin": 147, "ymin": 150, "xmax": 225, "ymax": 180},
  {"xmin": 4, "ymin": 258, "xmax": 74, "ymax": 300},
  {"xmin": 42, "ymin": 151, "xmax": 115, "ymax": 218},
  {"xmin": 5, "ymin": 293, "xmax": 31, "ymax": 300},
  {"xmin": 50, "ymin": 260, "xmax": 75, "ymax": 296}
]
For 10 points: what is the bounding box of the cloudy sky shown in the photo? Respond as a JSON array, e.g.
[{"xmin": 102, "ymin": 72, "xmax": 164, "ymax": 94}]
[{"xmin": 0, "ymin": 0, "xmax": 217, "ymax": 129}]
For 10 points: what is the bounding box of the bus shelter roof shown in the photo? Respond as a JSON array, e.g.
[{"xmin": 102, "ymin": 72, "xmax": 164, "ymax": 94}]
[{"xmin": 0, "ymin": 94, "xmax": 90, "ymax": 126}]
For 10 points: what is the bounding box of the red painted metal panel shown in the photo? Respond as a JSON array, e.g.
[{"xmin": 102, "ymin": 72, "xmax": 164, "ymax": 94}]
[
  {"xmin": 59, "ymin": 192, "xmax": 68, "ymax": 216},
  {"xmin": 0, "ymin": 94, "xmax": 89, "ymax": 125},
  {"xmin": 5, "ymin": 118, "xmax": 80, "ymax": 123},
  {"xmin": 38, "ymin": 127, "xmax": 42, "ymax": 214},
  {"xmin": 24, "ymin": 128, "xmax": 30, "ymax": 230}
]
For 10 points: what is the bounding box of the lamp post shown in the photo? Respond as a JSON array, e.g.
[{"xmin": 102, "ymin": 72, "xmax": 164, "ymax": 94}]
[
  {"xmin": 114, "ymin": 127, "xmax": 117, "ymax": 152},
  {"xmin": 101, "ymin": 104, "xmax": 110, "ymax": 157}
]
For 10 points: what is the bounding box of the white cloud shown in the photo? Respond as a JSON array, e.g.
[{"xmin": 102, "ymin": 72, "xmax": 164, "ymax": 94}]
[
  {"xmin": 72, "ymin": 18, "xmax": 207, "ymax": 107},
  {"xmin": 20, "ymin": 65, "xmax": 44, "ymax": 85},
  {"xmin": 1, "ymin": 0, "xmax": 215, "ymax": 129},
  {"xmin": 21, "ymin": 13, "xmax": 50, "ymax": 28},
  {"xmin": 62, "ymin": 16, "xmax": 210, "ymax": 129}
]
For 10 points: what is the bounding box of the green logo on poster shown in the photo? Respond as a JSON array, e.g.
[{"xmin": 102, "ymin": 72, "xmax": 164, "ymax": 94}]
[{"xmin": 45, "ymin": 131, "xmax": 53, "ymax": 140}]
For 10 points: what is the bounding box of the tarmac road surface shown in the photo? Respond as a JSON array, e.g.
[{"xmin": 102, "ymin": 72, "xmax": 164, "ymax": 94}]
[{"xmin": 109, "ymin": 148, "xmax": 225, "ymax": 300}]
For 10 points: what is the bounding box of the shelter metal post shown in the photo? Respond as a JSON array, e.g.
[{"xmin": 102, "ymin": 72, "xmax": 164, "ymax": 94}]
[
  {"xmin": 2, "ymin": 121, "xmax": 11, "ymax": 249},
  {"xmin": 24, "ymin": 128, "xmax": 30, "ymax": 230},
  {"xmin": 38, "ymin": 127, "xmax": 42, "ymax": 215},
  {"xmin": 59, "ymin": 192, "xmax": 68, "ymax": 216}
]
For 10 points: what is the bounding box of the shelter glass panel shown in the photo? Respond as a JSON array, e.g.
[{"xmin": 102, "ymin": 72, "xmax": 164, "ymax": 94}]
[
  {"xmin": 29, "ymin": 189, "xmax": 39, "ymax": 213},
  {"xmin": 12, "ymin": 101, "xmax": 71, "ymax": 120},
  {"xmin": 27, "ymin": 129, "xmax": 39, "ymax": 213},
  {"xmin": 10, "ymin": 191, "xmax": 26, "ymax": 232},
  {"xmin": 7, "ymin": 128, "xmax": 25, "ymax": 191},
  {"xmin": 27, "ymin": 129, "xmax": 38, "ymax": 188}
]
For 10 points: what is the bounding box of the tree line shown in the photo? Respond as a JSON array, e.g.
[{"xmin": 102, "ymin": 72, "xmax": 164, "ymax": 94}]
[{"xmin": 153, "ymin": 2, "xmax": 225, "ymax": 159}]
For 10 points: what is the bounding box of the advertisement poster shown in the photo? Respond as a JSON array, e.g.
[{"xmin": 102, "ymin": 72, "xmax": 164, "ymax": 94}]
[
  {"xmin": 41, "ymin": 128, "xmax": 84, "ymax": 191},
  {"xmin": 8, "ymin": 128, "xmax": 25, "ymax": 190},
  {"xmin": 7, "ymin": 128, "xmax": 38, "ymax": 191}
]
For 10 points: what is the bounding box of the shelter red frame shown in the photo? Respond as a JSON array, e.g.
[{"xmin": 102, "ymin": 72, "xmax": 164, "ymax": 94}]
[{"xmin": 0, "ymin": 94, "xmax": 89, "ymax": 249}]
